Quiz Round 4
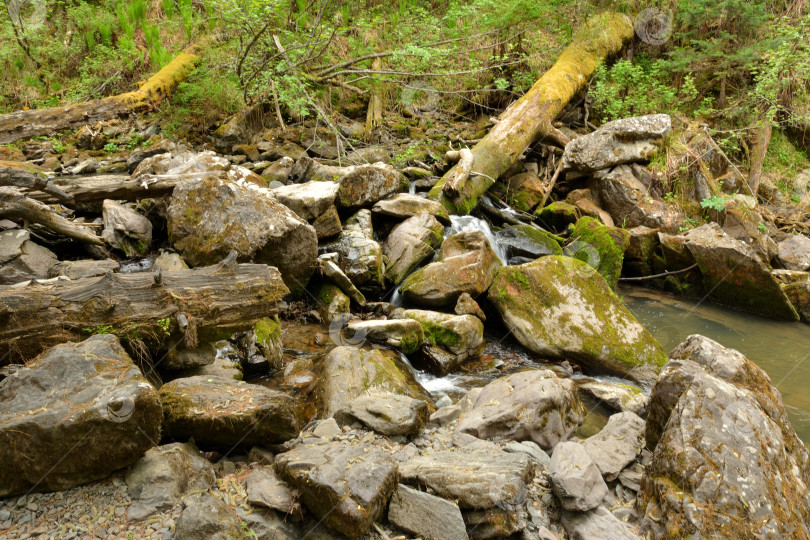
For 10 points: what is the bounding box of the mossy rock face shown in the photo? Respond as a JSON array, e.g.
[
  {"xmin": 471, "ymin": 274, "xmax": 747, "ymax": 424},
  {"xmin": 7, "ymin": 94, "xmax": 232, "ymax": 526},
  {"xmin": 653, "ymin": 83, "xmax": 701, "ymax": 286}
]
[
  {"xmin": 159, "ymin": 375, "xmax": 300, "ymax": 448},
  {"xmin": 401, "ymin": 309, "xmax": 485, "ymax": 358},
  {"xmin": 383, "ymin": 213, "xmax": 444, "ymax": 284},
  {"xmin": 255, "ymin": 315, "xmax": 283, "ymax": 369},
  {"xmin": 494, "ymin": 224, "xmax": 563, "ymax": 263},
  {"xmin": 567, "ymin": 216, "xmax": 630, "ymax": 290},
  {"xmin": 314, "ymin": 346, "xmax": 433, "ymax": 418},
  {"xmin": 335, "ymin": 165, "xmax": 409, "ymax": 209},
  {"xmin": 344, "ymin": 319, "xmax": 425, "ymax": 355},
  {"xmin": 487, "ymin": 256, "xmax": 667, "ymax": 386},
  {"xmin": 782, "ymin": 281, "xmax": 810, "ymax": 322},
  {"xmin": 0, "ymin": 334, "xmax": 162, "ymax": 497},
  {"xmin": 489, "ymin": 172, "xmax": 548, "ymax": 213},
  {"xmin": 315, "ymin": 282, "xmax": 351, "ymax": 323},
  {"xmin": 535, "ymin": 201, "xmax": 581, "ymax": 232}
]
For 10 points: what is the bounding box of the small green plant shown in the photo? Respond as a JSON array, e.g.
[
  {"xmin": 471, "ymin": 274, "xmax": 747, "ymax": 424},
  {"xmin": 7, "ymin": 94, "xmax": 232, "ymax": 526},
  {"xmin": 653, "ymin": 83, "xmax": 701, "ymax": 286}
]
[
  {"xmin": 663, "ymin": 191, "xmax": 677, "ymax": 203},
  {"xmin": 157, "ymin": 317, "xmax": 171, "ymax": 336},
  {"xmin": 700, "ymin": 194, "xmax": 728, "ymax": 212},
  {"xmin": 51, "ymin": 139, "xmax": 65, "ymax": 153},
  {"xmin": 83, "ymin": 324, "xmax": 114, "ymax": 335},
  {"xmin": 104, "ymin": 142, "xmax": 120, "ymax": 153},
  {"xmin": 792, "ymin": 194, "xmax": 802, "ymax": 203},
  {"xmin": 757, "ymin": 223, "xmax": 769, "ymax": 233},
  {"xmin": 679, "ymin": 217, "xmax": 700, "ymax": 232}
]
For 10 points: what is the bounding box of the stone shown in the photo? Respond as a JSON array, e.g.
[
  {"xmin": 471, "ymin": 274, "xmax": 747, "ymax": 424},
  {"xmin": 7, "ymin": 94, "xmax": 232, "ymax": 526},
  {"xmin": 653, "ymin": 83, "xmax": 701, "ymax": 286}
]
[
  {"xmin": 561, "ymin": 506, "xmax": 640, "ymax": 540},
  {"xmin": 315, "ymin": 282, "xmax": 350, "ymax": 323},
  {"xmin": 454, "ymin": 292, "xmax": 486, "ymax": 321},
  {"xmin": 402, "ymin": 230, "xmax": 501, "ymax": 308},
  {"xmin": 778, "ymin": 233, "xmax": 810, "ymax": 271},
  {"xmin": 314, "ymin": 346, "xmax": 432, "ymax": 418},
  {"xmin": 70, "ymin": 157, "xmax": 99, "ymax": 175},
  {"xmin": 175, "ymin": 494, "xmax": 244, "ymax": 540},
  {"xmin": 0, "ymin": 229, "xmax": 57, "ymax": 284},
  {"xmin": 318, "ymin": 256, "xmax": 366, "ymax": 305},
  {"xmin": 0, "ymin": 335, "xmax": 162, "ymax": 497},
  {"xmin": 567, "ymin": 216, "xmax": 630, "ymax": 290},
  {"xmin": 312, "ymin": 418, "xmax": 341, "ymax": 438},
  {"xmin": 245, "ymin": 467, "xmax": 300, "ymax": 515},
  {"xmin": 535, "ymin": 201, "xmax": 581, "ymax": 232},
  {"xmin": 581, "ymin": 412, "xmax": 645, "ymax": 481},
  {"xmin": 337, "ymin": 392, "xmax": 430, "ymax": 436},
  {"xmin": 152, "ymin": 251, "xmax": 188, "ymax": 272},
  {"xmin": 684, "ymin": 223, "xmax": 799, "ymax": 320},
  {"xmin": 783, "ymin": 280, "xmax": 810, "ymax": 323},
  {"xmin": 549, "ymin": 441, "xmax": 608, "ymax": 511},
  {"xmin": 578, "ymin": 380, "xmax": 647, "ymax": 415},
  {"xmin": 399, "ymin": 447, "xmax": 533, "ymax": 509},
  {"xmin": 383, "ymin": 213, "xmax": 444, "ymax": 284},
  {"xmin": 125, "ymin": 442, "xmax": 215, "ymax": 521},
  {"xmin": 430, "ymin": 404, "xmax": 463, "ymax": 426},
  {"xmin": 274, "ymin": 440, "xmax": 398, "ymax": 538},
  {"xmin": 503, "ymin": 440, "xmax": 551, "ymax": 468},
  {"xmin": 101, "ymin": 200, "xmax": 153, "ymax": 257},
  {"xmin": 334, "ymin": 209, "xmax": 385, "ymax": 292},
  {"xmin": 494, "ymin": 224, "xmax": 563, "ymax": 263},
  {"xmin": 312, "ymin": 204, "xmax": 342, "ymax": 239},
  {"xmin": 594, "ymin": 164, "xmax": 683, "ymax": 231},
  {"xmin": 487, "ymin": 256, "xmax": 667, "ymax": 386},
  {"xmin": 456, "ymin": 370, "xmax": 584, "ymax": 451},
  {"xmin": 272, "ymin": 180, "xmax": 340, "ymax": 221},
  {"xmin": 159, "ymin": 376, "xmax": 300, "ymax": 447},
  {"xmin": 464, "ymin": 507, "xmax": 523, "ymax": 539},
  {"xmin": 401, "ymin": 309, "xmax": 485, "ymax": 360},
  {"xmin": 335, "ymin": 164, "xmax": 408, "ymax": 209},
  {"xmin": 489, "ymin": 172, "xmax": 548, "ymax": 213},
  {"xmin": 387, "ymin": 484, "xmax": 468, "ymax": 540},
  {"xmin": 167, "ymin": 174, "xmax": 317, "ymax": 293},
  {"xmin": 344, "ymin": 319, "xmax": 424, "ymax": 354},
  {"xmin": 163, "ymin": 342, "xmax": 217, "ymax": 371},
  {"xmin": 126, "ymin": 139, "xmax": 175, "ymax": 172},
  {"xmin": 47, "ymin": 258, "xmax": 120, "ymax": 280},
  {"xmin": 562, "ymin": 114, "xmax": 672, "ymax": 173},
  {"xmin": 623, "ymin": 225, "xmax": 660, "ymax": 276},
  {"xmin": 372, "ymin": 192, "xmax": 451, "ymax": 224},
  {"xmin": 236, "ymin": 508, "xmax": 300, "ymax": 539},
  {"xmin": 639, "ymin": 334, "xmax": 810, "ymax": 538},
  {"xmin": 178, "ymin": 356, "xmax": 242, "ymax": 381}
]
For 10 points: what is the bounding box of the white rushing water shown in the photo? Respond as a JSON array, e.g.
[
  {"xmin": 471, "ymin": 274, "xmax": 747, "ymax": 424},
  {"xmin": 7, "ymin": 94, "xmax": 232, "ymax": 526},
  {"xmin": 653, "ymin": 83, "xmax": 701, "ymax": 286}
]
[{"xmin": 447, "ymin": 215, "xmax": 508, "ymax": 264}]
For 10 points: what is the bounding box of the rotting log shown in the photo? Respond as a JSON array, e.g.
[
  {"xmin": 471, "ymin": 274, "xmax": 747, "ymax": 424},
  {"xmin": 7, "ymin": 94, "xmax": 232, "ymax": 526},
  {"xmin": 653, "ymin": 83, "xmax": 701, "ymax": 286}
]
[
  {"xmin": 29, "ymin": 173, "xmax": 187, "ymax": 204},
  {"xmin": 0, "ymin": 161, "xmax": 71, "ymax": 202},
  {"xmin": 0, "ymin": 187, "xmax": 103, "ymax": 245},
  {"xmin": 428, "ymin": 12, "xmax": 635, "ymax": 214},
  {"xmin": 0, "ymin": 47, "xmax": 200, "ymax": 145},
  {"xmin": 442, "ymin": 148, "xmax": 473, "ymax": 197},
  {"xmin": 0, "ymin": 251, "xmax": 289, "ymax": 363}
]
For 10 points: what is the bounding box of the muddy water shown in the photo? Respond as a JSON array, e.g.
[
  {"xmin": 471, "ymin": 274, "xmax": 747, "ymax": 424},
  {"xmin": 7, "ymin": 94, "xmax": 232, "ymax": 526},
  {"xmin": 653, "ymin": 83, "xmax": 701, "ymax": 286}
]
[{"xmin": 621, "ymin": 285, "xmax": 810, "ymax": 443}]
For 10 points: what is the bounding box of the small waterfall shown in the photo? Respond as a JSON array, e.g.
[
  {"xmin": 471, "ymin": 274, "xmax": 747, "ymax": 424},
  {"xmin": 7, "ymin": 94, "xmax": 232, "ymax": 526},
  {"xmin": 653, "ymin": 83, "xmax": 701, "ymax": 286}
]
[
  {"xmin": 389, "ymin": 287, "xmax": 405, "ymax": 307},
  {"xmin": 448, "ymin": 215, "xmax": 508, "ymax": 264},
  {"xmin": 408, "ymin": 180, "xmax": 417, "ymax": 195}
]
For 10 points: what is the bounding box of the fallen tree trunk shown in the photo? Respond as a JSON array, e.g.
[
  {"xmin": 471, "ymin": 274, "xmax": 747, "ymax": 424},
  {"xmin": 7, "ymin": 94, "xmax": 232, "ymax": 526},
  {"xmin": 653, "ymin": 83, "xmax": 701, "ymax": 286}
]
[
  {"xmin": 0, "ymin": 161, "xmax": 72, "ymax": 202},
  {"xmin": 29, "ymin": 173, "xmax": 186, "ymax": 204},
  {"xmin": 428, "ymin": 12, "xmax": 635, "ymax": 214},
  {"xmin": 0, "ymin": 187, "xmax": 104, "ymax": 245},
  {"xmin": 0, "ymin": 252, "xmax": 288, "ymax": 363},
  {"xmin": 0, "ymin": 47, "xmax": 200, "ymax": 145},
  {"xmin": 442, "ymin": 148, "xmax": 473, "ymax": 197}
]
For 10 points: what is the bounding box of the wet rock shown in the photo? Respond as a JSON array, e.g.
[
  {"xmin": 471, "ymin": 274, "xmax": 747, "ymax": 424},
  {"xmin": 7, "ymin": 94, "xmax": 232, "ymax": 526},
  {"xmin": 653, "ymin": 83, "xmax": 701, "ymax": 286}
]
[
  {"xmin": 335, "ymin": 164, "xmax": 408, "ymax": 209},
  {"xmin": 494, "ymin": 224, "xmax": 563, "ymax": 262},
  {"xmin": 783, "ymin": 280, "xmax": 810, "ymax": 322},
  {"xmin": 334, "ymin": 209, "xmax": 385, "ymax": 292},
  {"xmin": 388, "ymin": 484, "xmax": 468, "ymax": 540},
  {"xmin": 315, "ymin": 346, "xmax": 432, "ymax": 418},
  {"xmin": 236, "ymin": 507, "xmax": 301, "ymax": 539},
  {"xmin": 152, "ymin": 251, "xmax": 188, "ymax": 272},
  {"xmin": 337, "ymin": 392, "xmax": 430, "ymax": 436},
  {"xmin": 0, "ymin": 335, "xmax": 162, "ymax": 497},
  {"xmin": 454, "ymin": 292, "xmax": 486, "ymax": 321},
  {"xmin": 159, "ymin": 375, "xmax": 299, "ymax": 447},
  {"xmin": 402, "ymin": 230, "xmax": 502, "ymax": 308},
  {"xmin": 456, "ymin": 370, "xmax": 584, "ymax": 451},
  {"xmin": 562, "ymin": 114, "xmax": 671, "ymax": 173},
  {"xmin": 318, "ymin": 256, "xmax": 366, "ymax": 306},
  {"xmin": 272, "ymin": 180, "xmax": 340, "ymax": 221},
  {"xmin": 778, "ymin": 233, "xmax": 810, "ymax": 271},
  {"xmin": 274, "ymin": 439, "xmax": 398, "ymax": 538},
  {"xmin": 254, "ymin": 315, "xmax": 283, "ymax": 371},
  {"xmin": 639, "ymin": 334, "xmax": 810, "ymax": 538},
  {"xmin": 487, "ymin": 256, "xmax": 667, "ymax": 386},
  {"xmin": 582, "ymin": 412, "xmax": 645, "ymax": 481},
  {"xmin": 125, "ymin": 442, "xmax": 216, "ymax": 521},
  {"xmin": 383, "ymin": 213, "xmax": 444, "ymax": 284},
  {"xmin": 245, "ymin": 467, "xmax": 300, "ymax": 515},
  {"xmin": 167, "ymin": 175, "xmax": 317, "ymax": 293},
  {"xmin": 344, "ymin": 319, "xmax": 424, "ymax": 354},
  {"xmin": 175, "ymin": 494, "xmax": 243, "ymax": 540},
  {"xmin": 567, "ymin": 216, "xmax": 630, "ymax": 290},
  {"xmin": 0, "ymin": 229, "xmax": 57, "ymax": 284},
  {"xmin": 535, "ymin": 201, "xmax": 581, "ymax": 232},
  {"xmin": 684, "ymin": 223, "xmax": 799, "ymax": 320},
  {"xmin": 315, "ymin": 282, "xmax": 350, "ymax": 323},
  {"xmin": 594, "ymin": 164, "xmax": 683, "ymax": 231},
  {"xmin": 401, "ymin": 309, "xmax": 485, "ymax": 360},
  {"xmin": 578, "ymin": 380, "xmax": 647, "ymax": 414},
  {"xmin": 561, "ymin": 506, "xmax": 640, "ymax": 540},
  {"xmin": 47, "ymin": 258, "xmax": 119, "ymax": 279},
  {"xmin": 261, "ymin": 156, "xmax": 295, "ymax": 183},
  {"xmin": 372, "ymin": 192, "xmax": 451, "ymax": 224},
  {"xmin": 101, "ymin": 200, "xmax": 152, "ymax": 257},
  {"xmin": 163, "ymin": 342, "xmax": 217, "ymax": 370},
  {"xmin": 623, "ymin": 226, "xmax": 660, "ymax": 276},
  {"xmin": 399, "ymin": 447, "xmax": 533, "ymax": 509},
  {"xmin": 549, "ymin": 441, "xmax": 608, "ymax": 511},
  {"xmin": 490, "ymin": 172, "xmax": 548, "ymax": 213},
  {"xmin": 178, "ymin": 356, "xmax": 242, "ymax": 381}
]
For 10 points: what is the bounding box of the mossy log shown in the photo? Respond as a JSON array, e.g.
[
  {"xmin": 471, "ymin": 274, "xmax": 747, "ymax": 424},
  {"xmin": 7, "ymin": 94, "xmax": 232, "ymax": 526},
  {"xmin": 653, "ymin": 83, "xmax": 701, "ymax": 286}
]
[
  {"xmin": 0, "ymin": 251, "xmax": 289, "ymax": 363},
  {"xmin": 0, "ymin": 48, "xmax": 200, "ymax": 145},
  {"xmin": 428, "ymin": 13, "xmax": 635, "ymax": 214}
]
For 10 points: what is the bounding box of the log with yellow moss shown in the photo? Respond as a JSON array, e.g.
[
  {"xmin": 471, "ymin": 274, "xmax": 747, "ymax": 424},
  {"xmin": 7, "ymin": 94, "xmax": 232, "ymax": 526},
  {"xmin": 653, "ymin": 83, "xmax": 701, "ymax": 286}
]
[{"xmin": 428, "ymin": 12, "xmax": 635, "ymax": 214}]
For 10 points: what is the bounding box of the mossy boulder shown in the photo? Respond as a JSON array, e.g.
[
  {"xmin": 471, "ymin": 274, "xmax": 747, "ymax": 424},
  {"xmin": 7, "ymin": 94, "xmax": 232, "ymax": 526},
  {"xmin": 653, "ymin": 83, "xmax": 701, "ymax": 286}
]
[
  {"xmin": 535, "ymin": 201, "xmax": 581, "ymax": 232},
  {"xmin": 383, "ymin": 213, "xmax": 444, "ymax": 284},
  {"xmin": 255, "ymin": 315, "xmax": 283, "ymax": 370},
  {"xmin": 622, "ymin": 226, "xmax": 660, "ymax": 277},
  {"xmin": 401, "ymin": 309, "xmax": 485, "ymax": 359},
  {"xmin": 487, "ymin": 256, "xmax": 667, "ymax": 386},
  {"xmin": 0, "ymin": 334, "xmax": 162, "ymax": 497},
  {"xmin": 401, "ymin": 230, "xmax": 501, "ymax": 308},
  {"xmin": 315, "ymin": 282, "xmax": 351, "ymax": 323},
  {"xmin": 335, "ymin": 164, "xmax": 408, "ymax": 209},
  {"xmin": 159, "ymin": 375, "xmax": 300, "ymax": 448},
  {"xmin": 371, "ymin": 193, "xmax": 451, "ymax": 224},
  {"xmin": 782, "ymin": 280, "xmax": 810, "ymax": 323},
  {"xmin": 344, "ymin": 319, "xmax": 425, "ymax": 354},
  {"xmin": 494, "ymin": 224, "xmax": 563, "ymax": 263},
  {"xmin": 567, "ymin": 216, "xmax": 630, "ymax": 289}
]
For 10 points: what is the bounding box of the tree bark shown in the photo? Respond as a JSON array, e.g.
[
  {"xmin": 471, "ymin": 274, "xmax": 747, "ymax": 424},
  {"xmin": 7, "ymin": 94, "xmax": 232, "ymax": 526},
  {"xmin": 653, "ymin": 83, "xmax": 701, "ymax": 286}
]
[
  {"xmin": 0, "ymin": 252, "xmax": 288, "ymax": 363},
  {"xmin": 428, "ymin": 12, "xmax": 635, "ymax": 214},
  {"xmin": 442, "ymin": 148, "xmax": 473, "ymax": 196},
  {"xmin": 0, "ymin": 161, "xmax": 71, "ymax": 201},
  {"xmin": 29, "ymin": 173, "xmax": 186, "ymax": 205},
  {"xmin": 364, "ymin": 57, "xmax": 384, "ymax": 142},
  {"xmin": 748, "ymin": 122, "xmax": 772, "ymax": 196},
  {"xmin": 0, "ymin": 47, "xmax": 200, "ymax": 145},
  {"xmin": 0, "ymin": 187, "xmax": 104, "ymax": 245}
]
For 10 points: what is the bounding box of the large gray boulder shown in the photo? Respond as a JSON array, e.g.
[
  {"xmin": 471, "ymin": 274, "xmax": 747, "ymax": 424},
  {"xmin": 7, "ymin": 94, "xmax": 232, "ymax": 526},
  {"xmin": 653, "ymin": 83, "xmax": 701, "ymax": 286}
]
[
  {"xmin": 487, "ymin": 256, "xmax": 667, "ymax": 386},
  {"xmin": 549, "ymin": 441, "xmax": 608, "ymax": 512},
  {"xmin": 274, "ymin": 439, "xmax": 398, "ymax": 538},
  {"xmin": 402, "ymin": 230, "xmax": 502, "ymax": 308},
  {"xmin": 455, "ymin": 370, "xmax": 584, "ymax": 451},
  {"xmin": 372, "ymin": 192, "xmax": 451, "ymax": 224},
  {"xmin": 684, "ymin": 223, "xmax": 799, "ymax": 320},
  {"xmin": 101, "ymin": 199, "xmax": 152, "ymax": 257},
  {"xmin": 387, "ymin": 484, "xmax": 468, "ymax": 540},
  {"xmin": 594, "ymin": 164, "xmax": 683, "ymax": 231},
  {"xmin": 0, "ymin": 335, "xmax": 162, "ymax": 497},
  {"xmin": 778, "ymin": 233, "xmax": 810, "ymax": 271},
  {"xmin": 335, "ymin": 209, "xmax": 385, "ymax": 292},
  {"xmin": 335, "ymin": 163, "xmax": 408, "ymax": 209},
  {"xmin": 639, "ymin": 335, "xmax": 810, "ymax": 538},
  {"xmin": 337, "ymin": 392, "xmax": 430, "ymax": 435},
  {"xmin": 272, "ymin": 180, "xmax": 340, "ymax": 221},
  {"xmin": 561, "ymin": 506, "xmax": 640, "ymax": 540},
  {"xmin": 581, "ymin": 411, "xmax": 645, "ymax": 480},
  {"xmin": 167, "ymin": 175, "xmax": 317, "ymax": 293},
  {"xmin": 562, "ymin": 114, "xmax": 671, "ymax": 173},
  {"xmin": 159, "ymin": 375, "xmax": 300, "ymax": 447},
  {"xmin": 0, "ymin": 228, "xmax": 57, "ymax": 284},
  {"xmin": 383, "ymin": 213, "xmax": 444, "ymax": 284}
]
